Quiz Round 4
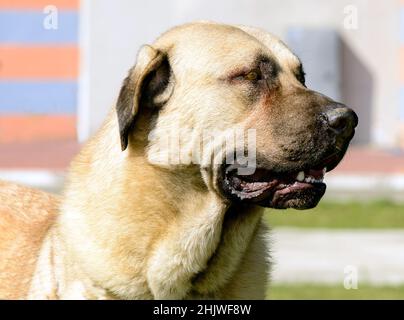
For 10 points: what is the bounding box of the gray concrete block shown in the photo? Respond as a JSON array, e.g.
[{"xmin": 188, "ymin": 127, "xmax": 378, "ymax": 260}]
[{"xmin": 286, "ymin": 28, "xmax": 341, "ymax": 101}]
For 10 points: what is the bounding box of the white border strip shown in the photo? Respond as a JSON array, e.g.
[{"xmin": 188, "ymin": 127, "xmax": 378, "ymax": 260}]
[
  {"xmin": 0, "ymin": 170, "xmax": 65, "ymax": 192},
  {"xmin": 271, "ymin": 228, "xmax": 404, "ymax": 285},
  {"xmin": 1, "ymin": 171, "xmax": 404, "ymax": 194},
  {"xmin": 326, "ymin": 174, "xmax": 404, "ymax": 191}
]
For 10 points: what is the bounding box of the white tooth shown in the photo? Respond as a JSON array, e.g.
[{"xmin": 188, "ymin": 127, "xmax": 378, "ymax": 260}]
[
  {"xmin": 323, "ymin": 168, "xmax": 327, "ymax": 175},
  {"xmin": 296, "ymin": 171, "xmax": 305, "ymax": 182}
]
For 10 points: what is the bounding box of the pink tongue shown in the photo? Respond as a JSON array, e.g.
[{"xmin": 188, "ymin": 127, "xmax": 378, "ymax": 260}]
[
  {"xmin": 240, "ymin": 181, "xmax": 273, "ymax": 192},
  {"xmin": 307, "ymin": 168, "xmax": 324, "ymax": 180}
]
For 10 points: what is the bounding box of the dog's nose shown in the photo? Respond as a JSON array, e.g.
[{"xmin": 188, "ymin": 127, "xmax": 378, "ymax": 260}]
[{"xmin": 323, "ymin": 105, "xmax": 358, "ymax": 139}]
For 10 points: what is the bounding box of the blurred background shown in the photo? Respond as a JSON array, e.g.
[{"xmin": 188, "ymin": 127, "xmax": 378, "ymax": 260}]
[{"xmin": 0, "ymin": 0, "xmax": 404, "ymax": 299}]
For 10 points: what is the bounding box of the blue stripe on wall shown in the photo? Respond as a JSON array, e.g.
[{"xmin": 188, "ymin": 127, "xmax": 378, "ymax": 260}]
[
  {"xmin": 0, "ymin": 11, "xmax": 78, "ymax": 44},
  {"xmin": 0, "ymin": 81, "xmax": 77, "ymax": 113}
]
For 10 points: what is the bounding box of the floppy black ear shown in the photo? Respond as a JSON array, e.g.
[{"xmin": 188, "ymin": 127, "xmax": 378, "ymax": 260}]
[{"xmin": 116, "ymin": 45, "xmax": 171, "ymax": 151}]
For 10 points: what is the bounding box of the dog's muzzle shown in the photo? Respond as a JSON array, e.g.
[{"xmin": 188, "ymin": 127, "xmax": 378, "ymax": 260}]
[{"xmin": 220, "ymin": 104, "xmax": 358, "ymax": 210}]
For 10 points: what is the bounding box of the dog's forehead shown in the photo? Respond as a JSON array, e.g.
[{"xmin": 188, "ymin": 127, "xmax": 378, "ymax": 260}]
[
  {"xmin": 237, "ymin": 25, "xmax": 301, "ymax": 70},
  {"xmin": 154, "ymin": 22, "xmax": 301, "ymax": 75}
]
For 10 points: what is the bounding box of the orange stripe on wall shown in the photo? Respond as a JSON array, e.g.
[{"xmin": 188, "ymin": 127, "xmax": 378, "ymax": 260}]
[
  {"xmin": 0, "ymin": 0, "xmax": 78, "ymax": 10},
  {"xmin": 0, "ymin": 115, "xmax": 76, "ymax": 143},
  {"xmin": 0, "ymin": 47, "xmax": 78, "ymax": 79}
]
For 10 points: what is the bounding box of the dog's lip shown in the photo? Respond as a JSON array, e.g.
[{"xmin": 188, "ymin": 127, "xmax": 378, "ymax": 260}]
[
  {"xmin": 320, "ymin": 150, "xmax": 347, "ymax": 172},
  {"xmin": 221, "ymin": 165, "xmax": 327, "ymax": 204}
]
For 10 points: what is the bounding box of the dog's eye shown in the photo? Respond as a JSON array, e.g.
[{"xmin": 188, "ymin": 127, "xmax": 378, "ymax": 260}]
[{"xmin": 244, "ymin": 70, "xmax": 262, "ymax": 81}]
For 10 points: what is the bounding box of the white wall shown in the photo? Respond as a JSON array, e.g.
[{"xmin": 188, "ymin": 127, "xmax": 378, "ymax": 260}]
[{"xmin": 78, "ymin": 0, "xmax": 399, "ymax": 148}]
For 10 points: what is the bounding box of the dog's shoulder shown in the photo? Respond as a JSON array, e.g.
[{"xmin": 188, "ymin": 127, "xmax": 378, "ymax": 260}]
[
  {"xmin": 0, "ymin": 181, "xmax": 59, "ymax": 229},
  {"xmin": 0, "ymin": 181, "xmax": 59, "ymax": 299}
]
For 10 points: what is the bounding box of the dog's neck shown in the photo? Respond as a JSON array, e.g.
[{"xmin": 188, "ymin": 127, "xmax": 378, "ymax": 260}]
[{"xmin": 28, "ymin": 113, "xmax": 266, "ymax": 299}]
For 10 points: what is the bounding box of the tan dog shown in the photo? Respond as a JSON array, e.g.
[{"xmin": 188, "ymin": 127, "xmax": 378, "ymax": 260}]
[{"xmin": 0, "ymin": 22, "xmax": 357, "ymax": 300}]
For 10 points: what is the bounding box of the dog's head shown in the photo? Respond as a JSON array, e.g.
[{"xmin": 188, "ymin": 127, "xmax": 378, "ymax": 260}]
[{"xmin": 116, "ymin": 22, "xmax": 357, "ymax": 210}]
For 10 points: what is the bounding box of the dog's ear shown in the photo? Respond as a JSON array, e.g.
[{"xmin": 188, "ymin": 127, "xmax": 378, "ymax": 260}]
[{"xmin": 116, "ymin": 45, "xmax": 173, "ymax": 151}]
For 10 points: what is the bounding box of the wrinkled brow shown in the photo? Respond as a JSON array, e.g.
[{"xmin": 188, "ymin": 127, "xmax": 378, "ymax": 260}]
[{"xmin": 225, "ymin": 52, "xmax": 281, "ymax": 79}]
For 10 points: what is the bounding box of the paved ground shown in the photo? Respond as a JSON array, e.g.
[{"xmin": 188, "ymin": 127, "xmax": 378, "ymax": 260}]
[
  {"xmin": 334, "ymin": 147, "xmax": 404, "ymax": 174},
  {"xmin": 271, "ymin": 228, "xmax": 404, "ymax": 285},
  {"xmin": 0, "ymin": 140, "xmax": 79, "ymax": 170}
]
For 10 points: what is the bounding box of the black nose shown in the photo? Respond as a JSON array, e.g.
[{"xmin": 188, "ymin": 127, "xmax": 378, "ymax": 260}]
[{"xmin": 324, "ymin": 105, "xmax": 358, "ymax": 139}]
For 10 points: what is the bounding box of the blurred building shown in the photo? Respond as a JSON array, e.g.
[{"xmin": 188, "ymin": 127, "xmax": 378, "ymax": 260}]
[{"xmin": 0, "ymin": 0, "xmax": 403, "ymax": 174}]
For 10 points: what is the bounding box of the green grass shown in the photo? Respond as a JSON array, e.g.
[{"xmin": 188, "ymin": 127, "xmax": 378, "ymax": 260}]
[
  {"xmin": 265, "ymin": 200, "xmax": 404, "ymax": 229},
  {"xmin": 267, "ymin": 284, "xmax": 404, "ymax": 300}
]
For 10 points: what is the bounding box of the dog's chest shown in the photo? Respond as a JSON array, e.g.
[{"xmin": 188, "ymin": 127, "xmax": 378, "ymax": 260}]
[{"xmin": 187, "ymin": 208, "xmax": 264, "ymax": 298}]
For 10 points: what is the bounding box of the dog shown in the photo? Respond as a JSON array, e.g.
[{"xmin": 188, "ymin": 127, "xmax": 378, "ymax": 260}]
[{"xmin": 0, "ymin": 21, "xmax": 357, "ymax": 300}]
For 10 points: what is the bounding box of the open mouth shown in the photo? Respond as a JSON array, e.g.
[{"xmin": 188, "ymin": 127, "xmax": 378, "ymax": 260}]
[{"xmin": 222, "ymin": 165, "xmax": 328, "ymax": 209}]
